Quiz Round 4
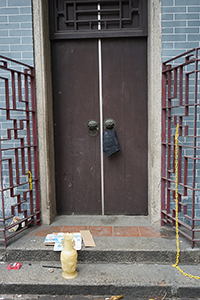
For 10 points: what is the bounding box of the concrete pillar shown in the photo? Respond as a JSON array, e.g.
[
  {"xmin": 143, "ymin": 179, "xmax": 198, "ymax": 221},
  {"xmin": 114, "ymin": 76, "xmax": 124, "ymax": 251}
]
[
  {"xmin": 32, "ymin": 0, "xmax": 57, "ymax": 224},
  {"xmin": 148, "ymin": 0, "xmax": 162, "ymax": 224}
]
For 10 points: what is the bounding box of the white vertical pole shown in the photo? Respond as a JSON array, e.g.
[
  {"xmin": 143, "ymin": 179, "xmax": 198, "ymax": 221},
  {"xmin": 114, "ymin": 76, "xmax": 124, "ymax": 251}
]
[{"xmin": 98, "ymin": 3, "xmax": 104, "ymax": 215}]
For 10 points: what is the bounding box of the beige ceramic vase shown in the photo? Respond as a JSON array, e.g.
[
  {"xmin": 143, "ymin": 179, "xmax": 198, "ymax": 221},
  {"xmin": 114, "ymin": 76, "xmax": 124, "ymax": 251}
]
[{"xmin": 60, "ymin": 233, "xmax": 78, "ymax": 279}]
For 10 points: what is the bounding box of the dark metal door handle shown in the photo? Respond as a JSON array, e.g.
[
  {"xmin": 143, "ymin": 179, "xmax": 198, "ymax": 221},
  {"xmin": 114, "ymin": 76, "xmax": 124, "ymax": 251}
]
[
  {"xmin": 87, "ymin": 119, "xmax": 99, "ymax": 136},
  {"xmin": 104, "ymin": 118, "xmax": 116, "ymax": 130}
]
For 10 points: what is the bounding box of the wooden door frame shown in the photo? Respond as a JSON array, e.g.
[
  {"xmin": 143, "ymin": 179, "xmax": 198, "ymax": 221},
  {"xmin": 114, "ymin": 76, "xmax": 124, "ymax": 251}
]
[{"xmin": 32, "ymin": 0, "xmax": 162, "ymax": 225}]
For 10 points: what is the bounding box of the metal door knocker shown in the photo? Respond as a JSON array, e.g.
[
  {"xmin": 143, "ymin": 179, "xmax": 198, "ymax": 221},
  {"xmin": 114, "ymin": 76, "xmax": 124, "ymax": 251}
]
[
  {"xmin": 87, "ymin": 119, "xmax": 99, "ymax": 136},
  {"xmin": 104, "ymin": 118, "xmax": 116, "ymax": 130}
]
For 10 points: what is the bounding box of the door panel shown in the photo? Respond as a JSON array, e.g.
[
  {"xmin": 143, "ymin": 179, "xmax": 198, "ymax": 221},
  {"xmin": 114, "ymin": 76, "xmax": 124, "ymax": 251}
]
[
  {"xmin": 51, "ymin": 39, "xmax": 101, "ymax": 214},
  {"xmin": 102, "ymin": 38, "xmax": 148, "ymax": 214},
  {"xmin": 51, "ymin": 37, "xmax": 148, "ymax": 215}
]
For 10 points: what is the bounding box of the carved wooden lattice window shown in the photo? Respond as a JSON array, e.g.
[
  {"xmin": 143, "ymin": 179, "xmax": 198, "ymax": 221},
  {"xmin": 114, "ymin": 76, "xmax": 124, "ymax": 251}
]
[{"xmin": 49, "ymin": 0, "xmax": 147, "ymax": 39}]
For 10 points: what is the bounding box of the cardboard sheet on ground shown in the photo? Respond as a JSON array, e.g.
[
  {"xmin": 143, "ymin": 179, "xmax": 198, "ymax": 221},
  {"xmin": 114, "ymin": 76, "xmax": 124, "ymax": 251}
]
[{"xmin": 80, "ymin": 230, "xmax": 96, "ymax": 247}]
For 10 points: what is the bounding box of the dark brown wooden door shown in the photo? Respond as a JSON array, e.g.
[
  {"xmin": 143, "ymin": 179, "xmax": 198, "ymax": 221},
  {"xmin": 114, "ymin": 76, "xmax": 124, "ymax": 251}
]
[
  {"xmin": 51, "ymin": 37, "xmax": 148, "ymax": 215},
  {"xmin": 52, "ymin": 39, "xmax": 101, "ymax": 214},
  {"xmin": 103, "ymin": 38, "xmax": 147, "ymax": 214}
]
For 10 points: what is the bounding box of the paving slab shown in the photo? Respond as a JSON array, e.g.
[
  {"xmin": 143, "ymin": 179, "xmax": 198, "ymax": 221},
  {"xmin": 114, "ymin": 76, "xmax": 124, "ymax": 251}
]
[{"xmin": 50, "ymin": 215, "xmax": 151, "ymax": 226}]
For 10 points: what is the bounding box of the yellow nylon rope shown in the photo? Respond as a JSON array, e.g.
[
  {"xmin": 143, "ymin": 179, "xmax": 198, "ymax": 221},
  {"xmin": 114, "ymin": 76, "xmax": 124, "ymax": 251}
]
[
  {"xmin": 172, "ymin": 123, "xmax": 200, "ymax": 279},
  {"xmin": 26, "ymin": 170, "xmax": 32, "ymax": 191}
]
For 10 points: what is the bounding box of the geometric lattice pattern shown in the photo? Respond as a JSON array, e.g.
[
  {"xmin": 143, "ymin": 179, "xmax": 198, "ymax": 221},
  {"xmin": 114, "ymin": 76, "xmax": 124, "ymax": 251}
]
[
  {"xmin": 49, "ymin": 0, "xmax": 147, "ymax": 39},
  {"xmin": 0, "ymin": 55, "xmax": 40, "ymax": 248},
  {"xmin": 161, "ymin": 48, "xmax": 200, "ymax": 248}
]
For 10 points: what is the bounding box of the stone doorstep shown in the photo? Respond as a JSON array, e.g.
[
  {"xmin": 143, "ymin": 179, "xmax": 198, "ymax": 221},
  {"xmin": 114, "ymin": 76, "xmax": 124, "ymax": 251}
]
[
  {"xmin": 0, "ymin": 223, "xmax": 200, "ymax": 264},
  {"xmin": 0, "ymin": 230, "xmax": 200, "ymax": 264},
  {"xmin": 1, "ymin": 234, "xmax": 200, "ymax": 264}
]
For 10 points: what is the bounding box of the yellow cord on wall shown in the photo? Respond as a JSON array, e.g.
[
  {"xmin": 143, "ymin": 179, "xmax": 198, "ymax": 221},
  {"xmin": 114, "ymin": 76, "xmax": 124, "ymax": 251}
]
[
  {"xmin": 26, "ymin": 171, "xmax": 32, "ymax": 191},
  {"xmin": 172, "ymin": 123, "xmax": 200, "ymax": 280}
]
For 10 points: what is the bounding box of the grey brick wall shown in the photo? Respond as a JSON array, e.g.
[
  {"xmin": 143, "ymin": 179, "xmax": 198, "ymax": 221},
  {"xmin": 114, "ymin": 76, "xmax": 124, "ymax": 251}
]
[
  {"xmin": 0, "ymin": 0, "xmax": 33, "ymax": 66},
  {"xmin": 162, "ymin": 0, "xmax": 200, "ymax": 62},
  {"xmin": 0, "ymin": 0, "xmax": 34, "ymax": 221},
  {"xmin": 162, "ymin": 0, "xmax": 200, "ymax": 224}
]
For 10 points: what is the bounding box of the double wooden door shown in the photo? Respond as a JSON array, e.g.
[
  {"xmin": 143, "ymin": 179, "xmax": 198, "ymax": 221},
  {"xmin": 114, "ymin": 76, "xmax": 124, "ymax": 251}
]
[{"xmin": 51, "ymin": 37, "xmax": 147, "ymax": 215}]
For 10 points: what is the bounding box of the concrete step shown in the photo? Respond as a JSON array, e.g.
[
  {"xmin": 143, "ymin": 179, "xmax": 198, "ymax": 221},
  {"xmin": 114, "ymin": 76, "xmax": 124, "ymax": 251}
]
[
  {"xmin": 1, "ymin": 234, "xmax": 200, "ymax": 264},
  {"xmin": 1, "ymin": 246, "xmax": 200, "ymax": 265},
  {"xmin": 0, "ymin": 261, "xmax": 200, "ymax": 298},
  {"xmin": 1, "ymin": 221, "xmax": 200, "ymax": 299}
]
